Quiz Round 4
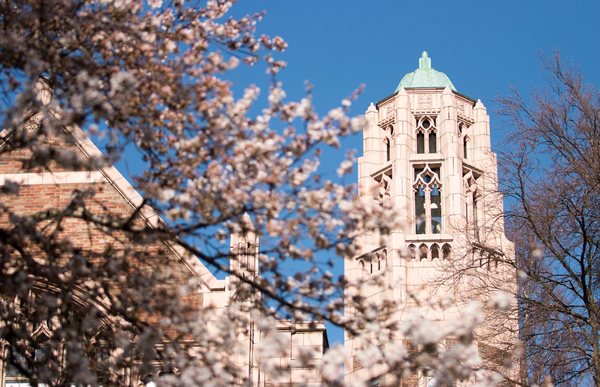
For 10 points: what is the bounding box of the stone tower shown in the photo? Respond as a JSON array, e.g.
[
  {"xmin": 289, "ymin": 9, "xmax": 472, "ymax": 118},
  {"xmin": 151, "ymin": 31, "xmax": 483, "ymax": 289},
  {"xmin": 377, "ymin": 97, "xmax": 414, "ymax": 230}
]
[{"xmin": 344, "ymin": 52, "xmax": 517, "ymax": 386}]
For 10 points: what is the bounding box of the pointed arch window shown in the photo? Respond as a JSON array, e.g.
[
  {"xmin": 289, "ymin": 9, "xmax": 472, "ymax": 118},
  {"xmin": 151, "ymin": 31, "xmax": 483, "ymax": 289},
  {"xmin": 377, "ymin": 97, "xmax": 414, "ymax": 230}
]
[
  {"xmin": 408, "ymin": 244, "xmax": 417, "ymax": 260},
  {"xmin": 442, "ymin": 243, "xmax": 452, "ymax": 260},
  {"xmin": 4, "ymin": 324, "xmax": 53, "ymax": 387},
  {"xmin": 414, "ymin": 167, "xmax": 442, "ymax": 234},
  {"xmin": 415, "ymin": 117, "xmax": 437, "ymax": 154},
  {"xmin": 382, "ymin": 124, "xmax": 394, "ymax": 162},
  {"xmin": 459, "ymin": 123, "xmax": 469, "ymax": 159}
]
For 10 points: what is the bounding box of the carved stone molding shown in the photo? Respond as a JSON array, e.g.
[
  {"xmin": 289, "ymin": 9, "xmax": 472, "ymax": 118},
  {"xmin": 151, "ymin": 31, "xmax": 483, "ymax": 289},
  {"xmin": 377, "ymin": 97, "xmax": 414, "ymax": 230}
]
[
  {"xmin": 378, "ymin": 101, "xmax": 395, "ymax": 126},
  {"xmin": 24, "ymin": 112, "xmax": 47, "ymax": 131},
  {"xmin": 417, "ymin": 94, "xmax": 432, "ymax": 110}
]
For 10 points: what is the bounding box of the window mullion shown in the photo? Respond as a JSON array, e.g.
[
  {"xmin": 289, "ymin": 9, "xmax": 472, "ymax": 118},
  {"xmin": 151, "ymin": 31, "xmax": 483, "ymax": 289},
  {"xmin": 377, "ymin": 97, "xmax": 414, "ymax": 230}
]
[{"xmin": 425, "ymin": 186, "xmax": 432, "ymax": 234}]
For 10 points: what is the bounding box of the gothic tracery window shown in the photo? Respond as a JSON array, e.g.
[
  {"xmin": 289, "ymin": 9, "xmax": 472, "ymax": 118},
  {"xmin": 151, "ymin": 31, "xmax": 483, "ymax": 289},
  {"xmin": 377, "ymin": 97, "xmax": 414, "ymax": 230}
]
[
  {"xmin": 415, "ymin": 117, "xmax": 437, "ymax": 154},
  {"xmin": 414, "ymin": 167, "xmax": 442, "ymax": 234},
  {"xmin": 4, "ymin": 321, "xmax": 53, "ymax": 387}
]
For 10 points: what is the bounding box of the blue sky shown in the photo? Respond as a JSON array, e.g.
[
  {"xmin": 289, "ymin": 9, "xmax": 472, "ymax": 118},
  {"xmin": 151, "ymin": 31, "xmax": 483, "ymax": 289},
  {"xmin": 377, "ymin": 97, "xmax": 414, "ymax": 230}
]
[
  {"xmin": 217, "ymin": 0, "xmax": 600, "ymax": 346},
  {"xmin": 229, "ymin": 0, "xmax": 600, "ymax": 144}
]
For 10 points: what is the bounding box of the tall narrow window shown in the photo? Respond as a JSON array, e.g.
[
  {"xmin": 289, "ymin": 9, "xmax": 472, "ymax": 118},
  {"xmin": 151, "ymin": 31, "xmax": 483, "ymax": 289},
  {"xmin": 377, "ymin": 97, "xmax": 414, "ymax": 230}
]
[
  {"xmin": 429, "ymin": 131, "xmax": 437, "ymax": 153},
  {"xmin": 431, "ymin": 183, "xmax": 441, "ymax": 234},
  {"xmin": 464, "ymin": 171, "xmax": 481, "ymax": 240},
  {"xmin": 473, "ymin": 194, "xmax": 479, "ymax": 239},
  {"xmin": 383, "ymin": 124, "xmax": 393, "ymax": 162},
  {"xmin": 415, "ymin": 186, "xmax": 426, "ymax": 234},
  {"xmin": 417, "ymin": 132, "xmax": 425, "ymax": 154},
  {"xmin": 414, "ymin": 167, "xmax": 442, "ymax": 235},
  {"xmin": 385, "ymin": 139, "xmax": 391, "ymax": 162},
  {"xmin": 464, "ymin": 136, "xmax": 468, "ymax": 159}
]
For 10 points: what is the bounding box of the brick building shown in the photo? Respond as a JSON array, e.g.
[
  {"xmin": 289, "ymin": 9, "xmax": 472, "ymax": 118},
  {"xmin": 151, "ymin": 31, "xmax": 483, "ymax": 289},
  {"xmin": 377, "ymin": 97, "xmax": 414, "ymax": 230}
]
[{"xmin": 0, "ymin": 84, "xmax": 328, "ymax": 387}]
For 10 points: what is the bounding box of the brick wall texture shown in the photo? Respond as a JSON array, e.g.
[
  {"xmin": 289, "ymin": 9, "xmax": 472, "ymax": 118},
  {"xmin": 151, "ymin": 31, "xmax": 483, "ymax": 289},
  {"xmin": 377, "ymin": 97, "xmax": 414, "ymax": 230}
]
[{"xmin": 0, "ymin": 125, "xmax": 203, "ymax": 323}]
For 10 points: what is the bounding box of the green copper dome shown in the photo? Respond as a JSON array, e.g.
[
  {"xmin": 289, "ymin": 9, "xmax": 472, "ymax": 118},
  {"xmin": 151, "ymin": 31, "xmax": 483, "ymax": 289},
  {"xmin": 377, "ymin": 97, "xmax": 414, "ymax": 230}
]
[{"xmin": 395, "ymin": 52, "xmax": 456, "ymax": 92}]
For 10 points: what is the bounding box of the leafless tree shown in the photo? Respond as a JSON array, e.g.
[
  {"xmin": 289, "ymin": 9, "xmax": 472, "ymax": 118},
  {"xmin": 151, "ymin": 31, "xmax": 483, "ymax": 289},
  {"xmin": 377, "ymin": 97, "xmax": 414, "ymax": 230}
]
[{"xmin": 496, "ymin": 50, "xmax": 600, "ymax": 386}]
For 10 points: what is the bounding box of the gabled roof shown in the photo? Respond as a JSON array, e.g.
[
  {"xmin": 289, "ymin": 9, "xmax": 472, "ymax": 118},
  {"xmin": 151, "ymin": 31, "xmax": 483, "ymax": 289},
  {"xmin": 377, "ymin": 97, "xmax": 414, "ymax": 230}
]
[{"xmin": 0, "ymin": 88, "xmax": 219, "ymax": 289}]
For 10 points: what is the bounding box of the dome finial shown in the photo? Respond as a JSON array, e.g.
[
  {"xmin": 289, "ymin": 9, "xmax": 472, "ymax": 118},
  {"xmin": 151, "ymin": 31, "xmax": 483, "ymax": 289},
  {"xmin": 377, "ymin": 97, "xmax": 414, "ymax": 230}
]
[
  {"xmin": 419, "ymin": 51, "xmax": 431, "ymax": 69},
  {"xmin": 395, "ymin": 51, "xmax": 456, "ymax": 92}
]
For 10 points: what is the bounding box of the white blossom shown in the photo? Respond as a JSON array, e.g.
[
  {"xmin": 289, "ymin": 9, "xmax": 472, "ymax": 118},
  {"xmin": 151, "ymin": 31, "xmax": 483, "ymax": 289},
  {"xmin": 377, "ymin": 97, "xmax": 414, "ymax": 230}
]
[
  {"xmin": 148, "ymin": 0, "xmax": 162, "ymax": 10},
  {"xmin": 489, "ymin": 290, "xmax": 513, "ymax": 311}
]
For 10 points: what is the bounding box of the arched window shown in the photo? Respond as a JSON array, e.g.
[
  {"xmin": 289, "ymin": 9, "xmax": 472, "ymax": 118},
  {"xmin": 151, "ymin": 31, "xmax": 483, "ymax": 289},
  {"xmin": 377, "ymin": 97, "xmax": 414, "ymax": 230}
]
[
  {"xmin": 463, "ymin": 136, "xmax": 469, "ymax": 159},
  {"xmin": 5, "ymin": 325, "xmax": 53, "ymax": 387},
  {"xmin": 381, "ymin": 249, "xmax": 388, "ymax": 268},
  {"xmin": 414, "ymin": 167, "xmax": 442, "ymax": 234},
  {"xmin": 383, "ymin": 125, "xmax": 394, "ymax": 162},
  {"xmin": 419, "ymin": 244, "xmax": 428, "ymax": 260},
  {"xmin": 408, "ymin": 244, "xmax": 417, "ymax": 260},
  {"xmin": 416, "ymin": 117, "xmax": 437, "ymax": 154},
  {"xmin": 431, "ymin": 244, "xmax": 439, "ymax": 260},
  {"xmin": 442, "ymin": 244, "xmax": 452, "ymax": 260}
]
